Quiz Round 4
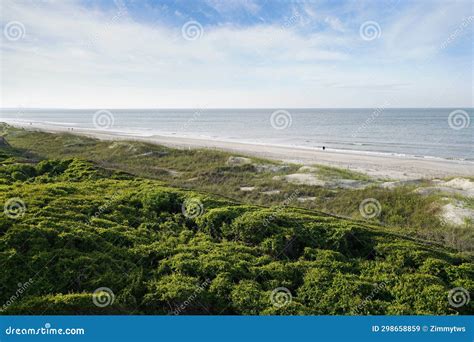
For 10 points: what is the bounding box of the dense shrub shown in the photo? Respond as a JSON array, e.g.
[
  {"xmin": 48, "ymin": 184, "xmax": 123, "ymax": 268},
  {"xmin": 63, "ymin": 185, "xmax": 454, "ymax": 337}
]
[{"xmin": 0, "ymin": 157, "xmax": 472, "ymax": 315}]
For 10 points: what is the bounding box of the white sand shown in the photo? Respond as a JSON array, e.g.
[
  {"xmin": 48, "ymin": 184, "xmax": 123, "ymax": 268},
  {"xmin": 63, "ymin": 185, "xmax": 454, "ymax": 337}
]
[
  {"xmin": 441, "ymin": 178, "xmax": 474, "ymax": 193},
  {"xmin": 441, "ymin": 202, "xmax": 474, "ymax": 226},
  {"xmin": 4, "ymin": 121, "xmax": 474, "ymax": 180},
  {"xmin": 414, "ymin": 178, "xmax": 474, "ymax": 198},
  {"xmin": 274, "ymin": 173, "xmax": 326, "ymax": 186}
]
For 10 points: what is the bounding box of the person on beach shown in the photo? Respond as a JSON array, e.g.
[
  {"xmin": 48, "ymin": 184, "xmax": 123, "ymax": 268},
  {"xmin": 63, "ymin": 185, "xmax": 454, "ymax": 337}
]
[{"xmin": 322, "ymin": 146, "xmax": 326, "ymax": 151}]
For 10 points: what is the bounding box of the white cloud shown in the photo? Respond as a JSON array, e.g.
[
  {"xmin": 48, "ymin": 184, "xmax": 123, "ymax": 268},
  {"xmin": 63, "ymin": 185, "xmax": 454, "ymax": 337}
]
[
  {"xmin": 205, "ymin": 0, "xmax": 261, "ymax": 16},
  {"xmin": 381, "ymin": 0, "xmax": 472, "ymax": 60},
  {"xmin": 0, "ymin": 0, "xmax": 471, "ymax": 108},
  {"xmin": 324, "ymin": 16, "xmax": 345, "ymax": 32}
]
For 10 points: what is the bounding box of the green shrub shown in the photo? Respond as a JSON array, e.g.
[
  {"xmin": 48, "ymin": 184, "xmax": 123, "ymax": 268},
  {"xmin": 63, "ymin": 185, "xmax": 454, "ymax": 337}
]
[{"xmin": 0, "ymin": 154, "xmax": 472, "ymax": 315}]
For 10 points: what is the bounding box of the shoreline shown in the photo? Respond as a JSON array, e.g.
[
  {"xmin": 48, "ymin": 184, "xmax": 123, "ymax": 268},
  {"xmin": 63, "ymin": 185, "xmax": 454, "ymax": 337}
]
[{"xmin": 3, "ymin": 121, "xmax": 474, "ymax": 180}]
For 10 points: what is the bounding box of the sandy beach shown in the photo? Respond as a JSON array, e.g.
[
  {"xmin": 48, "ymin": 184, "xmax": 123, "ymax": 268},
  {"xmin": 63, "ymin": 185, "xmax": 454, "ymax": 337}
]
[{"xmin": 4, "ymin": 121, "xmax": 474, "ymax": 180}]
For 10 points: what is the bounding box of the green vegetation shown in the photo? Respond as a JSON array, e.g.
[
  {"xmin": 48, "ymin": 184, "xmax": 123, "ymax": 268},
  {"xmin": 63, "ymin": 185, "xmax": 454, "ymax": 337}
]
[
  {"xmin": 1, "ymin": 124, "xmax": 472, "ymax": 251},
  {"xmin": 314, "ymin": 164, "xmax": 372, "ymax": 181},
  {"xmin": 0, "ymin": 130, "xmax": 472, "ymax": 315}
]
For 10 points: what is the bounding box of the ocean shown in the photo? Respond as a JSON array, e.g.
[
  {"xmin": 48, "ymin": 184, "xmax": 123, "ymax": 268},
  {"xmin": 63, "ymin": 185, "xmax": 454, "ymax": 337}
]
[{"xmin": 1, "ymin": 108, "xmax": 472, "ymax": 161}]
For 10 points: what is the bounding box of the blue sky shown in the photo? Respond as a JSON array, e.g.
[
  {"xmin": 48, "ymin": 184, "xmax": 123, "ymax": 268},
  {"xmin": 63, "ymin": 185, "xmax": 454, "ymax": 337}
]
[{"xmin": 0, "ymin": 0, "xmax": 472, "ymax": 108}]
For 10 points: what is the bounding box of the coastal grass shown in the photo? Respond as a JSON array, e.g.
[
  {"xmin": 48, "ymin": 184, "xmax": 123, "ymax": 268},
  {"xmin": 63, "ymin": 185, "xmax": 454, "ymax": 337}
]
[
  {"xmin": 0, "ymin": 148, "xmax": 472, "ymax": 315},
  {"xmin": 1, "ymin": 124, "xmax": 471, "ymax": 251},
  {"xmin": 314, "ymin": 164, "xmax": 372, "ymax": 181}
]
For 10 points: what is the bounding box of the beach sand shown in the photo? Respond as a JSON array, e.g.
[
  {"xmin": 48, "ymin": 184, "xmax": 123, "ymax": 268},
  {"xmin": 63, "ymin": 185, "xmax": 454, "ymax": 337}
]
[{"xmin": 4, "ymin": 121, "xmax": 474, "ymax": 180}]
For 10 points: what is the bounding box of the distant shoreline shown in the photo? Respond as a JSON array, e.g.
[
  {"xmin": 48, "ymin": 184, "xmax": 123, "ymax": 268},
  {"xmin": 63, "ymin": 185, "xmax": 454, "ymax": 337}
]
[{"xmin": 3, "ymin": 120, "xmax": 474, "ymax": 180}]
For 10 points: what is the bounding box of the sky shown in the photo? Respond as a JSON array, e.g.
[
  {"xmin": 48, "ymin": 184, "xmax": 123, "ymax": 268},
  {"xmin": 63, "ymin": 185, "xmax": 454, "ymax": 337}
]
[{"xmin": 0, "ymin": 0, "xmax": 473, "ymax": 108}]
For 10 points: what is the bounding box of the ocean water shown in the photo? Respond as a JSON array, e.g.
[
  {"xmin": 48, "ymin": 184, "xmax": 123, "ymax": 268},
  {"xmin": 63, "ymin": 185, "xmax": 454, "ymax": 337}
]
[{"xmin": 1, "ymin": 108, "xmax": 473, "ymax": 161}]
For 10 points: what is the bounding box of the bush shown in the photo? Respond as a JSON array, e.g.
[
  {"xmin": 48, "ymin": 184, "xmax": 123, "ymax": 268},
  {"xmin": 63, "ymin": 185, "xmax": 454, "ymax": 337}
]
[{"xmin": 0, "ymin": 156, "xmax": 472, "ymax": 315}]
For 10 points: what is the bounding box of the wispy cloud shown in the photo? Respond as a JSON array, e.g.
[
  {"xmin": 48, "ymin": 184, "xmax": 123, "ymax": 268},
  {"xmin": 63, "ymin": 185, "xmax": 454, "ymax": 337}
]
[
  {"xmin": 0, "ymin": 0, "xmax": 472, "ymax": 108},
  {"xmin": 324, "ymin": 16, "xmax": 345, "ymax": 32}
]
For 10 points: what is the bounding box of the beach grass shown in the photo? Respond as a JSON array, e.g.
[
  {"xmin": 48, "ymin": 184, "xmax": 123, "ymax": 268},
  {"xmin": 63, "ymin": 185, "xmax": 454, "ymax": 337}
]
[
  {"xmin": 0, "ymin": 143, "xmax": 472, "ymax": 315},
  {"xmin": 1, "ymin": 123, "xmax": 472, "ymax": 251}
]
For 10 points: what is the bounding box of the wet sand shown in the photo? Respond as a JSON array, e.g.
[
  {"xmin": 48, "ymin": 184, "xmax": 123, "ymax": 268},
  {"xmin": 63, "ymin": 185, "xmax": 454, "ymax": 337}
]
[{"xmin": 4, "ymin": 121, "xmax": 474, "ymax": 180}]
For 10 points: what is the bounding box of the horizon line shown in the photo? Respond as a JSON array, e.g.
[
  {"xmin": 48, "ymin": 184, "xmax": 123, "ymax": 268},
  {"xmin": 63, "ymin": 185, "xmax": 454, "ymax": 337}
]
[{"xmin": 1, "ymin": 106, "xmax": 473, "ymax": 110}]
